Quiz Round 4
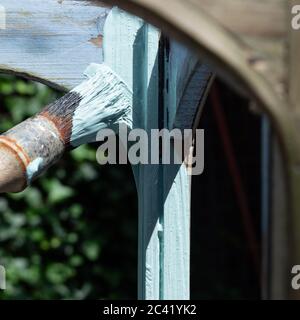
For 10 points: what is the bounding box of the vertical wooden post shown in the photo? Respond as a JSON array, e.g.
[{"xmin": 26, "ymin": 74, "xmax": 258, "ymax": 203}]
[
  {"xmin": 161, "ymin": 42, "xmax": 212, "ymax": 299},
  {"xmin": 101, "ymin": 8, "xmax": 159, "ymax": 298},
  {"xmin": 102, "ymin": 8, "xmax": 211, "ymax": 299}
]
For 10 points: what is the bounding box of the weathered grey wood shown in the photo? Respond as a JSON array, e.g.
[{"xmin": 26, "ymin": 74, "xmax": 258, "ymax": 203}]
[
  {"xmin": 187, "ymin": 0, "xmax": 287, "ymax": 96},
  {"xmin": 189, "ymin": 0, "xmax": 285, "ymax": 37},
  {"xmin": 104, "ymin": 0, "xmax": 287, "ymax": 97},
  {"xmin": 0, "ymin": 0, "xmax": 110, "ymax": 90},
  {"xmin": 0, "ymin": 0, "xmax": 288, "ymax": 104},
  {"xmin": 0, "ymin": 0, "xmax": 224, "ymax": 95}
]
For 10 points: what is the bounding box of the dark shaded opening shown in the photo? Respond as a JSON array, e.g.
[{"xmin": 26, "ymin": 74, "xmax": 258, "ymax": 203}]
[{"xmin": 191, "ymin": 78, "xmax": 262, "ymax": 299}]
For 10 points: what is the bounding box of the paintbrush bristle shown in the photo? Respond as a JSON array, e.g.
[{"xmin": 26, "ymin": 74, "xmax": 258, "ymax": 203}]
[{"xmin": 40, "ymin": 63, "xmax": 132, "ymax": 147}]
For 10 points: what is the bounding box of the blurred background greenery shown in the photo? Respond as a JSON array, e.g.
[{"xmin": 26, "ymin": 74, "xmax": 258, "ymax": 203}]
[{"xmin": 0, "ymin": 75, "xmax": 138, "ymax": 299}]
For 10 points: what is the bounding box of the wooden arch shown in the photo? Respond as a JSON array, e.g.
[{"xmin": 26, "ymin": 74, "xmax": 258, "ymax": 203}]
[{"xmin": 102, "ymin": 0, "xmax": 300, "ymax": 299}]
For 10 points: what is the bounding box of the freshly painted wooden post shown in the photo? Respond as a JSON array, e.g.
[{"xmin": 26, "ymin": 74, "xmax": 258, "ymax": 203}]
[
  {"xmin": 163, "ymin": 46, "xmax": 212, "ymax": 299},
  {"xmin": 102, "ymin": 8, "xmax": 162, "ymax": 299},
  {"xmin": 103, "ymin": 8, "xmax": 212, "ymax": 299}
]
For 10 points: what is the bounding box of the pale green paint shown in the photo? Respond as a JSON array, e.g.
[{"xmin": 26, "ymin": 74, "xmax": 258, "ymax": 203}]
[
  {"xmin": 103, "ymin": 7, "xmax": 196, "ymax": 300},
  {"xmin": 26, "ymin": 157, "xmax": 44, "ymax": 183},
  {"xmin": 71, "ymin": 63, "xmax": 132, "ymax": 147},
  {"xmin": 103, "ymin": 7, "xmax": 162, "ymax": 299}
]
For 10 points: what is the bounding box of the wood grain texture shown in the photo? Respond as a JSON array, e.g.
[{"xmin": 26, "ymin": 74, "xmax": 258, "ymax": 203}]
[
  {"xmin": 103, "ymin": 8, "xmax": 211, "ymax": 299},
  {"xmin": 189, "ymin": 0, "xmax": 285, "ymax": 37},
  {"xmin": 186, "ymin": 0, "xmax": 287, "ymax": 95},
  {"xmin": 103, "ymin": 0, "xmax": 288, "ymax": 98},
  {"xmin": 0, "ymin": 0, "xmax": 110, "ymax": 90},
  {"xmin": 178, "ymin": 0, "xmax": 287, "ymax": 95},
  {"xmin": 103, "ymin": 7, "xmax": 162, "ymax": 299},
  {"xmin": 160, "ymin": 44, "xmax": 213, "ymax": 297}
]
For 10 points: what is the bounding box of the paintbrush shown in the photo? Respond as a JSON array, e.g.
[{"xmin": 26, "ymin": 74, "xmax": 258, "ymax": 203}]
[{"xmin": 0, "ymin": 63, "xmax": 132, "ymax": 193}]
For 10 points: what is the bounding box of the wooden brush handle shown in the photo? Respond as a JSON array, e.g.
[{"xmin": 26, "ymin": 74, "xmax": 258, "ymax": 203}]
[{"xmin": 0, "ymin": 114, "xmax": 65, "ymax": 193}]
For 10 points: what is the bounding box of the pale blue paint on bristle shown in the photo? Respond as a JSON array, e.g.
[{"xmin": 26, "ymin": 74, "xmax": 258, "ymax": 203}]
[
  {"xmin": 70, "ymin": 63, "xmax": 133, "ymax": 147},
  {"xmin": 26, "ymin": 157, "xmax": 44, "ymax": 184}
]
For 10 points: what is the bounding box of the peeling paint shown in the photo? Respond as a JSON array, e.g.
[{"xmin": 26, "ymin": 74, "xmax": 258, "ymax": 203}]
[
  {"xmin": 0, "ymin": 0, "xmax": 110, "ymax": 90},
  {"xmin": 89, "ymin": 34, "xmax": 103, "ymax": 48}
]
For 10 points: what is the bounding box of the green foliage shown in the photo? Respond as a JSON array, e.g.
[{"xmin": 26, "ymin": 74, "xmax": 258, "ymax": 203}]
[{"xmin": 0, "ymin": 75, "xmax": 137, "ymax": 299}]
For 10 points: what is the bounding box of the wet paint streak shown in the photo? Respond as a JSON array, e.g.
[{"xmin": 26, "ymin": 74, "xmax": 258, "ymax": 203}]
[
  {"xmin": 26, "ymin": 157, "xmax": 44, "ymax": 184},
  {"xmin": 70, "ymin": 63, "xmax": 132, "ymax": 147},
  {"xmin": 40, "ymin": 63, "xmax": 132, "ymax": 148}
]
